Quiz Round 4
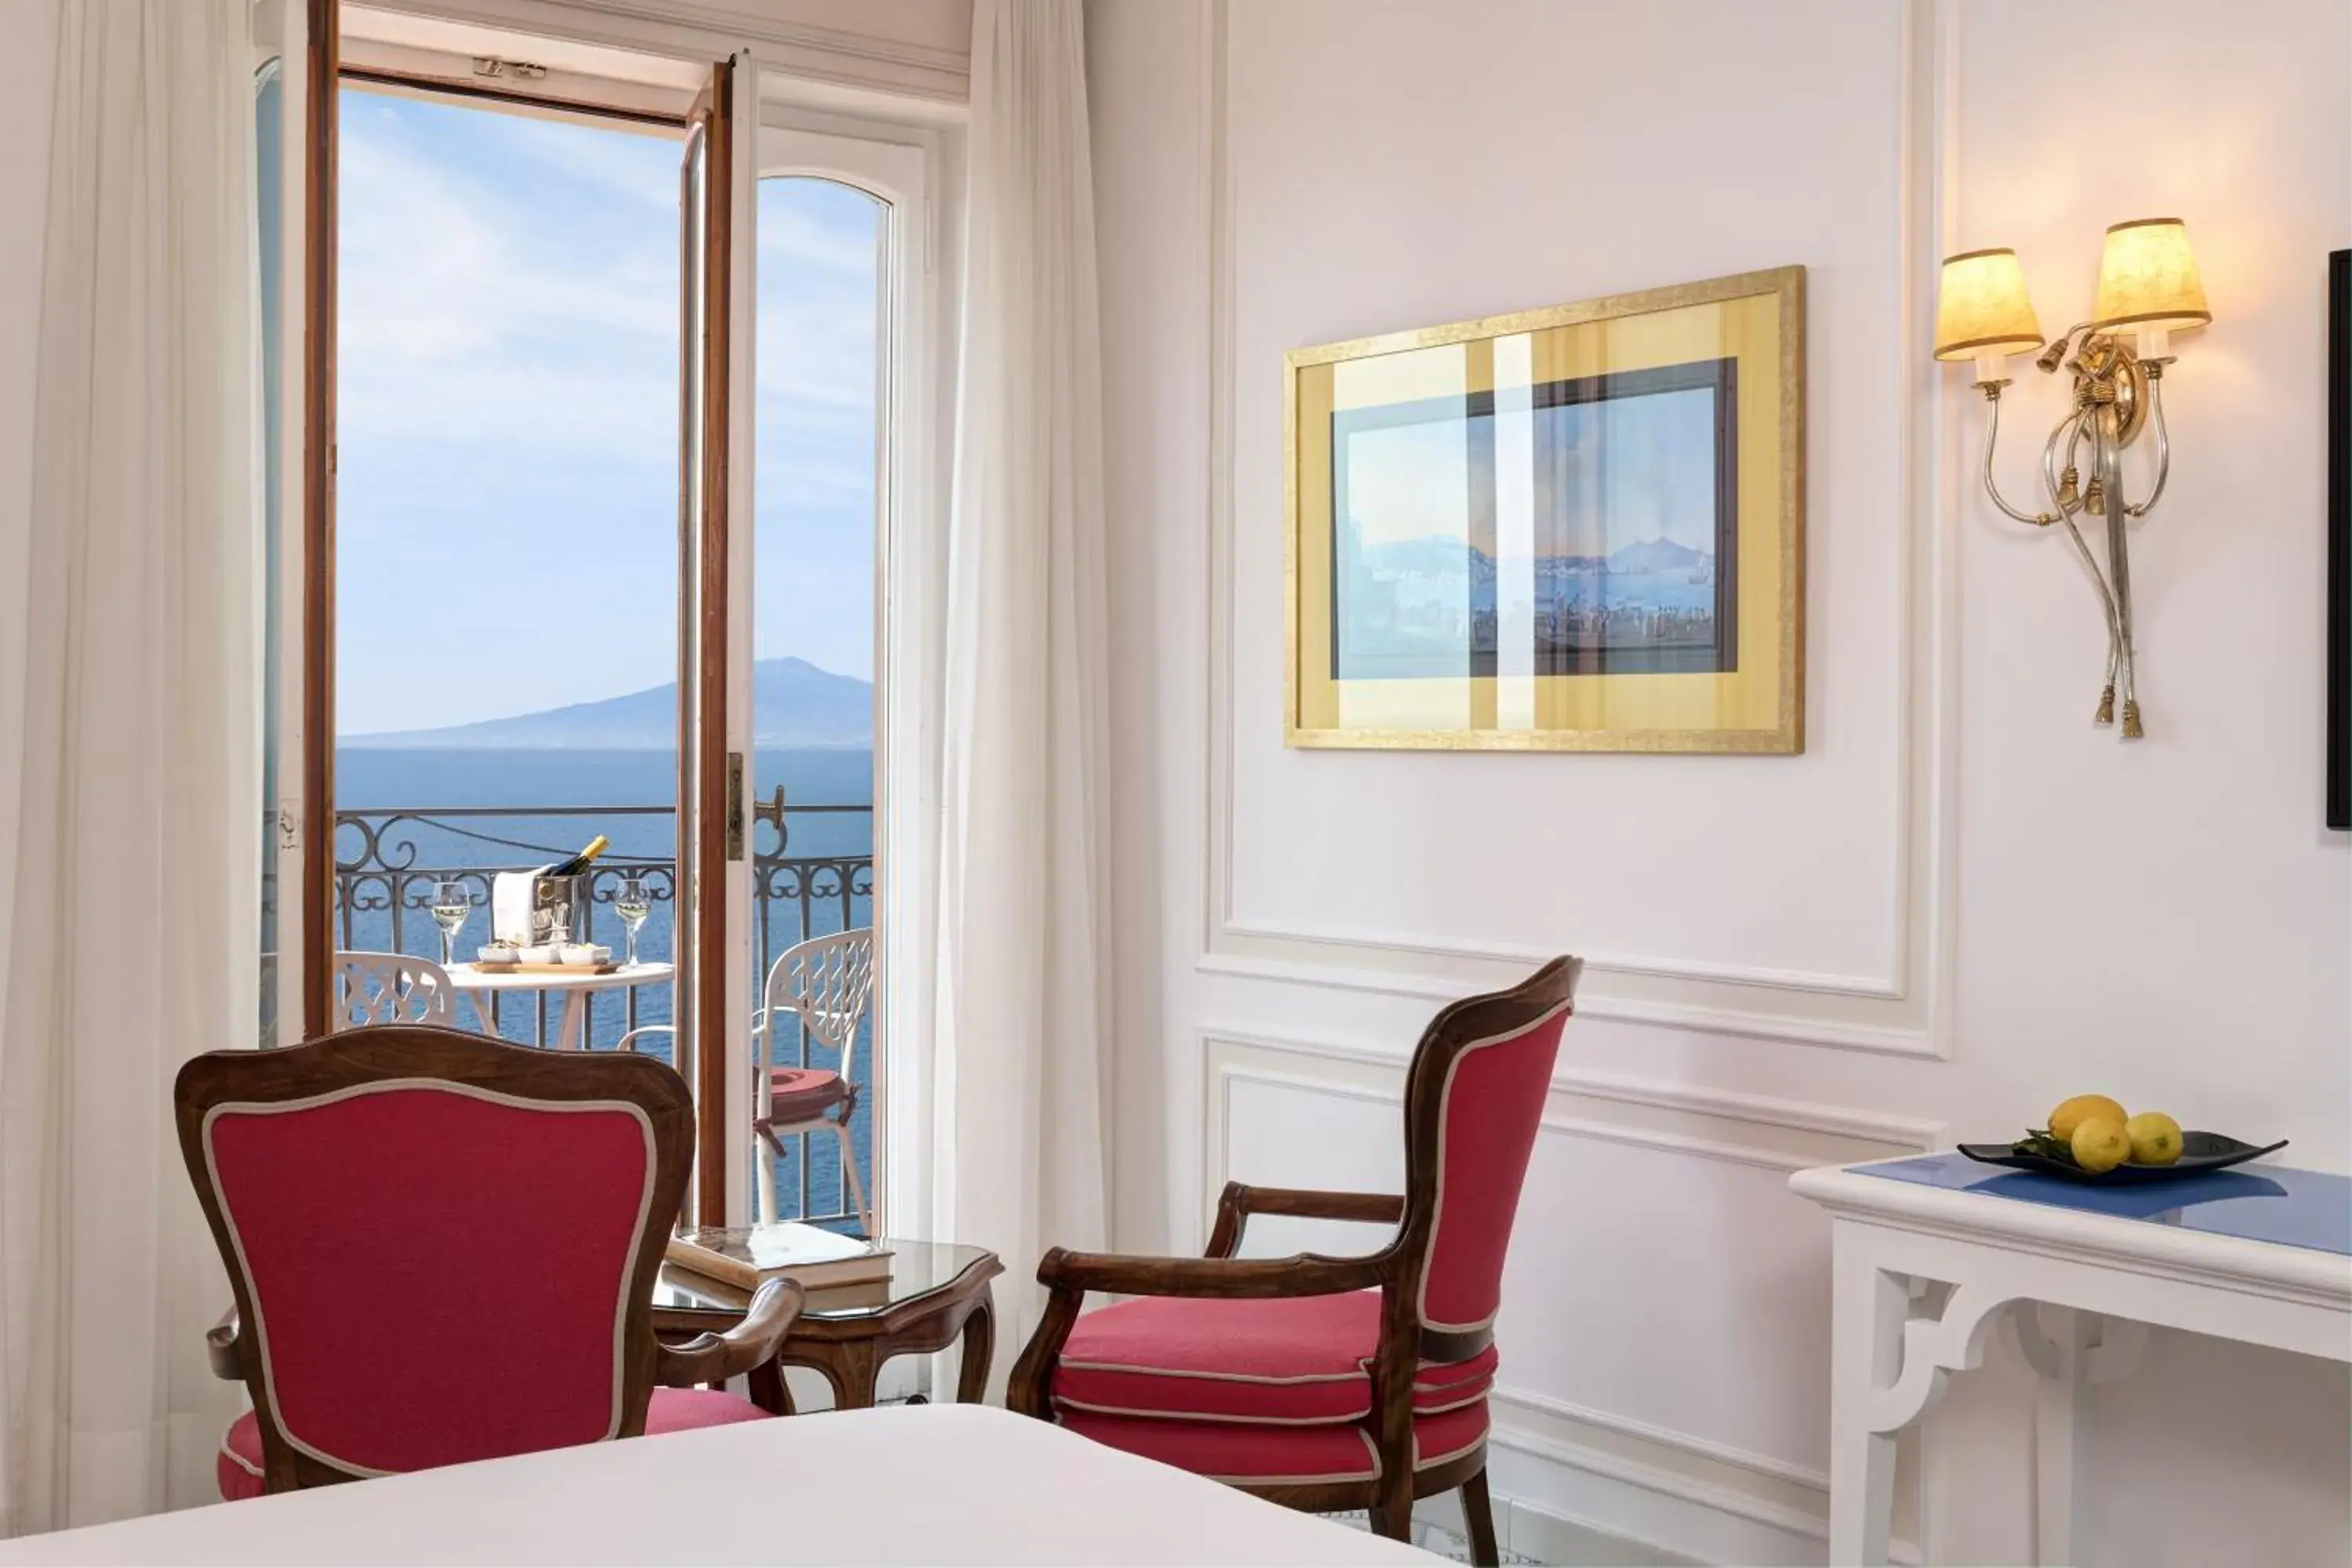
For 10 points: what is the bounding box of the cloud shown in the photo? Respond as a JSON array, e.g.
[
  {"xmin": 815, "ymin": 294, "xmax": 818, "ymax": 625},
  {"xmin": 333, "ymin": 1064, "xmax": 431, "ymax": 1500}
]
[{"xmin": 333, "ymin": 91, "xmax": 886, "ymax": 732}]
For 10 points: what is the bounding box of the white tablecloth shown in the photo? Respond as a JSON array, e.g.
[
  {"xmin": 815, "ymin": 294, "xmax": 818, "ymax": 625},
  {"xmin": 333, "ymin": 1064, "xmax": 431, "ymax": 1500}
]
[{"xmin": 0, "ymin": 1405, "xmax": 1433, "ymax": 1566}]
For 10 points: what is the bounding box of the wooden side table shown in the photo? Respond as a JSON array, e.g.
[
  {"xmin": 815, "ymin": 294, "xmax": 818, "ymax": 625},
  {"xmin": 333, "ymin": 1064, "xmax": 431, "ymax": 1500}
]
[{"xmin": 654, "ymin": 1239, "xmax": 1002, "ymax": 1412}]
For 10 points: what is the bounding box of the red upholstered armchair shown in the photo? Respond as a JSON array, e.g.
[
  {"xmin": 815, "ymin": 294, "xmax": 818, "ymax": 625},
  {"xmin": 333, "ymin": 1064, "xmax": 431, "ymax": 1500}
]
[
  {"xmin": 175, "ymin": 1026, "xmax": 802, "ymax": 1499},
  {"xmin": 1008, "ymin": 956, "xmax": 1581, "ymax": 1565}
]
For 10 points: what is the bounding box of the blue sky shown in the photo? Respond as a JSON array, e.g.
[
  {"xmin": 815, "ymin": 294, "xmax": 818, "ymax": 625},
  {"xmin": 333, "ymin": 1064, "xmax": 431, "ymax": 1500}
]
[
  {"xmin": 1342, "ymin": 385, "xmax": 1719, "ymax": 556},
  {"xmin": 335, "ymin": 88, "xmax": 879, "ymax": 735}
]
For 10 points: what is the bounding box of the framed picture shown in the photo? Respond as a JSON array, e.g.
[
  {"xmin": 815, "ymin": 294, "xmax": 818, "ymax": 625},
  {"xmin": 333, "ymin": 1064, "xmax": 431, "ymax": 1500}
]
[
  {"xmin": 2330, "ymin": 249, "xmax": 2349, "ymax": 830},
  {"xmin": 1285, "ymin": 267, "xmax": 1805, "ymax": 753}
]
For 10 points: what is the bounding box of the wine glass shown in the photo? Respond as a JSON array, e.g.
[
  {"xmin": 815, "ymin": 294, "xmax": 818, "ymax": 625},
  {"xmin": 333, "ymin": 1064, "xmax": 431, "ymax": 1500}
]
[
  {"xmin": 428, "ymin": 878, "xmax": 470, "ymax": 967},
  {"xmin": 615, "ymin": 871, "xmax": 652, "ymax": 967}
]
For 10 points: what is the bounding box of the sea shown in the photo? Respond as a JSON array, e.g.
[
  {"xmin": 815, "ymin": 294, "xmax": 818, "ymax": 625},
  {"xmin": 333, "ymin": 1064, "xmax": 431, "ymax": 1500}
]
[{"xmin": 328, "ymin": 745, "xmax": 874, "ymax": 1229}]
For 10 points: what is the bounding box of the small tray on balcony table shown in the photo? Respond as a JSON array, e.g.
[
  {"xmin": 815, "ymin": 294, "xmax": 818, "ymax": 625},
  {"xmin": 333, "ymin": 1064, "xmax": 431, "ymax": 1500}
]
[
  {"xmin": 467, "ymin": 960, "xmax": 622, "ymax": 976},
  {"xmin": 1958, "ymin": 1132, "xmax": 2288, "ymax": 1185}
]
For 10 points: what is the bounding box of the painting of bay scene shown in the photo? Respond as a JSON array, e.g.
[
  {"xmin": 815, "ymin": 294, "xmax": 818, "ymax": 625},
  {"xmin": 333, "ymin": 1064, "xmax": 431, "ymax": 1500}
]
[{"xmin": 1330, "ymin": 358, "xmax": 1737, "ymax": 681}]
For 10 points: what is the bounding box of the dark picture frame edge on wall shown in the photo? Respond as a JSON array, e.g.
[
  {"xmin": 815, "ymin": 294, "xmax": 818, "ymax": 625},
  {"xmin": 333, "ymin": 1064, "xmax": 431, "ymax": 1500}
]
[{"xmin": 2328, "ymin": 249, "xmax": 2349, "ymax": 830}]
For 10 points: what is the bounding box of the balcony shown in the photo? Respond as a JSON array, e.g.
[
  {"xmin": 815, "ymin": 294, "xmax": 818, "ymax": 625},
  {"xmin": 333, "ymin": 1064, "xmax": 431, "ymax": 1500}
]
[{"xmin": 328, "ymin": 791, "xmax": 873, "ymax": 1228}]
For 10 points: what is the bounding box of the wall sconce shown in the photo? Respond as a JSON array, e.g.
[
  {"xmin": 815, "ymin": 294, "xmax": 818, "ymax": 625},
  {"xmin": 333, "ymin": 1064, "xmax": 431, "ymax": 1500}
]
[{"xmin": 1936, "ymin": 219, "xmax": 2211, "ymax": 739}]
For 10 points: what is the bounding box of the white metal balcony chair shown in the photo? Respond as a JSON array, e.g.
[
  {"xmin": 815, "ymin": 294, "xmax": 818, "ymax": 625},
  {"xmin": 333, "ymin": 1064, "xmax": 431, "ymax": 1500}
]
[
  {"xmin": 332, "ymin": 950, "xmax": 458, "ymax": 1029},
  {"xmin": 619, "ymin": 927, "xmax": 877, "ymax": 1236}
]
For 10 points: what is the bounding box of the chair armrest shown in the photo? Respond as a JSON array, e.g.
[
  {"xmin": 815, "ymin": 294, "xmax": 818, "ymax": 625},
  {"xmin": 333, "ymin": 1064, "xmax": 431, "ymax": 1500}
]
[
  {"xmin": 1036, "ymin": 1245, "xmax": 1387, "ymax": 1300},
  {"xmin": 206, "ymin": 1306, "xmax": 246, "ymax": 1381},
  {"xmin": 655, "ymin": 1278, "xmax": 804, "ymax": 1387},
  {"xmin": 615, "ymin": 1025, "xmax": 674, "ymax": 1054},
  {"xmin": 1205, "ymin": 1181, "xmax": 1406, "ymax": 1258}
]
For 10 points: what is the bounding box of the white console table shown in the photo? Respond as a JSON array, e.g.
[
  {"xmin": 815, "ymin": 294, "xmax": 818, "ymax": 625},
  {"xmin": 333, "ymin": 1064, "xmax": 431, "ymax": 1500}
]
[{"xmin": 1791, "ymin": 1153, "xmax": 2350, "ymax": 1566}]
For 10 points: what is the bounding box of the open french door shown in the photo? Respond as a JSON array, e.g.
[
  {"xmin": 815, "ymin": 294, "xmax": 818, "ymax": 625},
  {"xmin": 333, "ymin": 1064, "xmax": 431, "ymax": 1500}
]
[
  {"xmin": 279, "ymin": 0, "xmax": 760, "ymax": 1223},
  {"xmin": 292, "ymin": 0, "xmax": 336, "ymax": 1044},
  {"xmin": 677, "ymin": 53, "xmax": 760, "ymax": 1225}
]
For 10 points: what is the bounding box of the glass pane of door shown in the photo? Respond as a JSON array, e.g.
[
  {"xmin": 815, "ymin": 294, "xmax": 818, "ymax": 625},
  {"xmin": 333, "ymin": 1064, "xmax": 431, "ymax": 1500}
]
[
  {"xmin": 750, "ymin": 173, "xmax": 883, "ymax": 1232},
  {"xmin": 331, "ymin": 84, "xmax": 683, "ymax": 1054}
]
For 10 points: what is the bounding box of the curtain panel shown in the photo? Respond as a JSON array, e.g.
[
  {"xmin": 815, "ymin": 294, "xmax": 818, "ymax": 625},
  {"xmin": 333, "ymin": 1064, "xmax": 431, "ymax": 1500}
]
[
  {"xmin": 932, "ymin": 0, "xmax": 1116, "ymax": 1389},
  {"xmin": 0, "ymin": 0, "xmax": 260, "ymax": 1533}
]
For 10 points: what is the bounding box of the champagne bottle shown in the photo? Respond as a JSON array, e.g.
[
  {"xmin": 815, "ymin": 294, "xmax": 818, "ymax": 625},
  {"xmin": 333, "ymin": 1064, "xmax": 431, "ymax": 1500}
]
[{"xmin": 542, "ymin": 834, "xmax": 610, "ymax": 880}]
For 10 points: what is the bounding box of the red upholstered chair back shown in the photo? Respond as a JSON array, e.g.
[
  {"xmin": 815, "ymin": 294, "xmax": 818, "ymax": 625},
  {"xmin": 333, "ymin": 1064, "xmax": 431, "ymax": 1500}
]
[
  {"xmin": 1396, "ymin": 956, "xmax": 1580, "ymax": 1345},
  {"xmin": 175, "ymin": 1027, "xmax": 693, "ymax": 1488}
]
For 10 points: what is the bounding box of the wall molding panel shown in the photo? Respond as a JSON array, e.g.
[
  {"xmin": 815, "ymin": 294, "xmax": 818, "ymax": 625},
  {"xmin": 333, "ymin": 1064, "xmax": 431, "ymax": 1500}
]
[
  {"xmin": 1203, "ymin": 1029, "xmax": 1946, "ymax": 1187},
  {"xmin": 1490, "ymin": 1384, "xmax": 1830, "ymax": 1497},
  {"xmin": 1194, "ymin": 0, "xmax": 1962, "ymax": 1062}
]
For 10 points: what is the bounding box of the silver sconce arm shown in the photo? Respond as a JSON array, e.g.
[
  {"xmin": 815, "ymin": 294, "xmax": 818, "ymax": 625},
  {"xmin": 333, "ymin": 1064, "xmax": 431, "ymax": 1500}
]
[
  {"xmin": 1976, "ymin": 335, "xmax": 2162, "ymax": 739},
  {"xmin": 2034, "ymin": 407, "xmax": 2125, "ymax": 724},
  {"xmin": 2125, "ymin": 370, "xmax": 2170, "ymax": 518},
  {"xmin": 1979, "ymin": 389, "xmax": 2058, "ymax": 527}
]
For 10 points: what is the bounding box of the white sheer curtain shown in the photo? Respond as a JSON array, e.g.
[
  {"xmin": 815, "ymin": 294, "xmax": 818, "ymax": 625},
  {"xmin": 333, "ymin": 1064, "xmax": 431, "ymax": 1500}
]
[
  {"xmin": 932, "ymin": 0, "xmax": 1114, "ymax": 1386},
  {"xmin": 0, "ymin": 0, "xmax": 259, "ymax": 1534}
]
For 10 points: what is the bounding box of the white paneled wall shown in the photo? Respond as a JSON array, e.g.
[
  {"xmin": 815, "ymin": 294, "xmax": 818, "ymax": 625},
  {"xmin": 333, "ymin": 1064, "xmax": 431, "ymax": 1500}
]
[{"xmin": 1087, "ymin": 1, "xmax": 2352, "ymax": 1563}]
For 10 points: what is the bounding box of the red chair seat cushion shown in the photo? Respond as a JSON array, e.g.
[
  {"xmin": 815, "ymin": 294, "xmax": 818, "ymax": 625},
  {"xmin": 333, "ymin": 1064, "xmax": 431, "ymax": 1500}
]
[
  {"xmin": 644, "ymin": 1385, "xmax": 774, "ymax": 1435},
  {"xmin": 216, "ymin": 1389, "xmax": 769, "ymax": 1501},
  {"xmin": 760, "ymin": 1067, "xmax": 849, "ymax": 1127},
  {"xmin": 1051, "ymin": 1290, "xmax": 1497, "ymax": 1425},
  {"xmin": 1059, "ymin": 1401, "xmax": 1489, "ymax": 1486},
  {"xmin": 217, "ymin": 1411, "xmax": 266, "ymax": 1501}
]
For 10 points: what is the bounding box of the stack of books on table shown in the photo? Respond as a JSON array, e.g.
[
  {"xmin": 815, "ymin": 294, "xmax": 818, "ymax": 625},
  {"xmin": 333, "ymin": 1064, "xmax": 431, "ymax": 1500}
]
[{"xmin": 664, "ymin": 1223, "xmax": 894, "ymax": 1311}]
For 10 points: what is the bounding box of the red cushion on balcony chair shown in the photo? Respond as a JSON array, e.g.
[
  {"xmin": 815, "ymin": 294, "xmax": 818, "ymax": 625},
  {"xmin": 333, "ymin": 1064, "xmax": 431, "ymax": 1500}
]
[
  {"xmin": 1058, "ymin": 1401, "xmax": 1490, "ymax": 1487},
  {"xmin": 216, "ymin": 1385, "xmax": 768, "ymax": 1501},
  {"xmin": 761, "ymin": 1065, "xmax": 850, "ymax": 1125},
  {"xmin": 1052, "ymin": 1290, "xmax": 1496, "ymax": 1425}
]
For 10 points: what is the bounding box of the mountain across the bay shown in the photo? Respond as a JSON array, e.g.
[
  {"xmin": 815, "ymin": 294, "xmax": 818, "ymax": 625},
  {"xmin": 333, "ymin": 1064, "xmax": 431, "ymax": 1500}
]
[{"xmin": 341, "ymin": 656, "xmax": 873, "ymax": 750}]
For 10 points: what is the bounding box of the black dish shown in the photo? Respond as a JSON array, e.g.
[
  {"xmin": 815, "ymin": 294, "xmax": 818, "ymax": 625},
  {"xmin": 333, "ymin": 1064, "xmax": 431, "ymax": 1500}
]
[{"xmin": 1958, "ymin": 1132, "xmax": 2288, "ymax": 1185}]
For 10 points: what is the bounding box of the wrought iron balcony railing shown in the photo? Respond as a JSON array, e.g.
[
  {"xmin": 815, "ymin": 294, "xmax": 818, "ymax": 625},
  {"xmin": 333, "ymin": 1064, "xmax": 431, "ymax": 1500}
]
[{"xmin": 329, "ymin": 793, "xmax": 874, "ymax": 1227}]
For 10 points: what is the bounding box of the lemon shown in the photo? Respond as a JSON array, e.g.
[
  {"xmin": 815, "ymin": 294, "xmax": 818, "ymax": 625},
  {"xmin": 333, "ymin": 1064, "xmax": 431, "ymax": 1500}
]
[
  {"xmin": 2070, "ymin": 1117, "xmax": 2130, "ymax": 1174},
  {"xmin": 2049, "ymin": 1094, "xmax": 2129, "ymax": 1141},
  {"xmin": 2125, "ymin": 1111, "xmax": 2183, "ymax": 1167}
]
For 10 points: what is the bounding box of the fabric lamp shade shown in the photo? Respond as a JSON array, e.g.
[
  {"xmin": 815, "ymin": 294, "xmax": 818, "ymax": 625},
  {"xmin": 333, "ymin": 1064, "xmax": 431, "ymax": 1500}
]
[
  {"xmin": 2092, "ymin": 218, "xmax": 2211, "ymax": 336},
  {"xmin": 1933, "ymin": 248, "xmax": 2045, "ymax": 361}
]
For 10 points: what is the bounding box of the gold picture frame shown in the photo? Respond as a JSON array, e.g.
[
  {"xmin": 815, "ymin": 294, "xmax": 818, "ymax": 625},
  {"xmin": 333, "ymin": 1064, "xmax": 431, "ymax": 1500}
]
[{"xmin": 1284, "ymin": 266, "xmax": 1805, "ymax": 753}]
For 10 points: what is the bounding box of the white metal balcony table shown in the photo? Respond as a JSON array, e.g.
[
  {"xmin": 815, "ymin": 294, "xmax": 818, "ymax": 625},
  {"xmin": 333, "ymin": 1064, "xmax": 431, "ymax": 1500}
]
[
  {"xmin": 1791, "ymin": 1152, "xmax": 2350, "ymax": 1566},
  {"xmin": 446, "ymin": 960, "xmax": 674, "ymax": 1051}
]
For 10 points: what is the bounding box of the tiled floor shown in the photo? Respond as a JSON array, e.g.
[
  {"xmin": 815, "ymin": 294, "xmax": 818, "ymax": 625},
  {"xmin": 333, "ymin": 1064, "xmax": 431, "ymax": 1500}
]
[{"xmin": 1324, "ymin": 1510, "xmax": 1541, "ymax": 1564}]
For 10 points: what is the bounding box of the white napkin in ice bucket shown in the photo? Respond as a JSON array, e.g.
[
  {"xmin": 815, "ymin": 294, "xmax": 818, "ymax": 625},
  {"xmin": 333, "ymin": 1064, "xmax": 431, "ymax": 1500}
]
[{"xmin": 491, "ymin": 872, "xmax": 539, "ymax": 946}]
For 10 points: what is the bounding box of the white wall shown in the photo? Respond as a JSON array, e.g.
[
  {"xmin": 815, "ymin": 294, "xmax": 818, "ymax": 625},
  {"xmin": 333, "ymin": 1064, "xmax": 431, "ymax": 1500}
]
[{"xmin": 1087, "ymin": 1, "xmax": 2352, "ymax": 1563}]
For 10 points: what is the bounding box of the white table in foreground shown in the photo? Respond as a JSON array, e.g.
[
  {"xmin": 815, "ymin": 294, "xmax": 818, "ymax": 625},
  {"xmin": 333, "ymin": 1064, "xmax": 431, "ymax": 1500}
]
[
  {"xmin": 0, "ymin": 1404, "xmax": 1432, "ymax": 1566},
  {"xmin": 1791, "ymin": 1153, "xmax": 2350, "ymax": 1566},
  {"xmin": 446, "ymin": 960, "xmax": 673, "ymax": 1051}
]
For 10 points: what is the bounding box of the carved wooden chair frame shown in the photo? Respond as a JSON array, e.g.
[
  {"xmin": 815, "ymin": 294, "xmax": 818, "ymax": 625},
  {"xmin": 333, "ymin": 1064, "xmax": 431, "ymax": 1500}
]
[
  {"xmin": 175, "ymin": 1025, "xmax": 802, "ymax": 1493},
  {"xmin": 1008, "ymin": 956, "xmax": 1581, "ymax": 1563}
]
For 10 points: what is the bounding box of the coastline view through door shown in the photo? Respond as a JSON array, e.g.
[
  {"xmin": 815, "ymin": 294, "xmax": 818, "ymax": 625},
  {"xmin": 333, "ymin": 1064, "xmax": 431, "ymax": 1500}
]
[{"xmin": 328, "ymin": 85, "xmax": 879, "ymax": 1232}]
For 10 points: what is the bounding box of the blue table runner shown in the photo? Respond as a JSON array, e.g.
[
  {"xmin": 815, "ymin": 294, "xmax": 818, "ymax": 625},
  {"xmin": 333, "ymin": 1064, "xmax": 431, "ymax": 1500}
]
[{"xmin": 1854, "ymin": 1152, "xmax": 2352, "ymax": 1258}]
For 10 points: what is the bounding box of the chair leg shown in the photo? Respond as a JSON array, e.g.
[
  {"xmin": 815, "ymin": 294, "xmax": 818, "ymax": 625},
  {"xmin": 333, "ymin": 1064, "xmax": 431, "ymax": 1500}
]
[
  {"xmin": 1461, "ymin": 1466, "xmax": 1499, "ymax": 1567},
  {"xmin": 753, "ymin": 1131, "xmax": 782, "ymax": 1227},
  {"xmin": 1370, "ymin": 1486, "xmax": 1414, "ymax": 1546},
  {"xmin": 833, "ymin": 1119, "xmax": 873, "ymax": 1237}
]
